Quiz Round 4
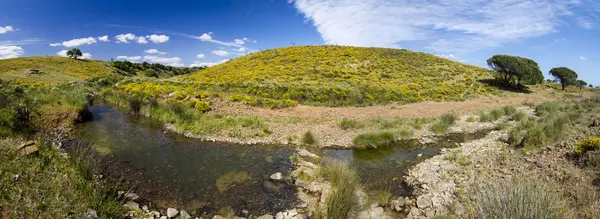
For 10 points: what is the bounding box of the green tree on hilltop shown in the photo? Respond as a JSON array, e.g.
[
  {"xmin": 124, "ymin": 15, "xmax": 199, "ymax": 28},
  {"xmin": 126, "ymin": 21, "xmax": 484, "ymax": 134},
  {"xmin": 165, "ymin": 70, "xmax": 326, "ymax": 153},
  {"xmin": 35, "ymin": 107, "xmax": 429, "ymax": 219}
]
[
  {"xmin": 575, "ymin": 80, "xmax": 587, "ymax": 90},
  {"xmin": 549, "ymin": 67, "xmax": 578, "ymax": 90},
  {"xmin": 66, "ymin": 48, "xmax": 83, "ymax": 59},
  {"xmin": 487, "ymin": 55, "xmax": 543, "ymax": 89}
]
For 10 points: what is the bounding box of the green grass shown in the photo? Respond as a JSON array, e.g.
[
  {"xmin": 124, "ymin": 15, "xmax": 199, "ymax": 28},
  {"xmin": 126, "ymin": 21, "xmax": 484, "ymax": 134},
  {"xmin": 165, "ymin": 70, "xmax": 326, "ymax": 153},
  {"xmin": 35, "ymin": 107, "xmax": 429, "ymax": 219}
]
[
  {"xmin": 352, "ymin": 131, "xmax": 396, "ymax": 148},
  {"xmin": 474, "ymin": 178, "xmax": 567, "ymax": 219},
  {"xmin": 338, "ymin": 118, "xmax": 363, "ymax": 130},
  {"xmin": 302, "ymin": 131, "xmax": 318, "ymax": 145},
  {"xmin": 180, "ymin": 45, "xmax": 501, "ymax": 107},
  {"xmin": 0, "ymin": 139, "xmax": 123, "ymax": 218},
  {"xmin": 431, "ymin": 112, "xmax": 458, "ymax": 134},
  {"xmin": 317, "ymin": 161, "xmax": 359, "ymax": 219}
]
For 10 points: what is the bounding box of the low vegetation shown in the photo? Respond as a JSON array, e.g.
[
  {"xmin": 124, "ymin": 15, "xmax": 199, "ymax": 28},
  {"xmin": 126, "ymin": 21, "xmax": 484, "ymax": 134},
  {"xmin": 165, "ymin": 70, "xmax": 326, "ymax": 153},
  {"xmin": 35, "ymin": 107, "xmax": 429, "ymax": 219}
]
[
  {"xmin": 352, "ymin": 131, "xmax": 396, "ymax": 148},
  {"xmin": 317, "ymin": 161, "xmax": 360, "ymax": 219},
  {"xmin": 430, "ymin": 112, "xmax": 458, "ymax": 134},
  {"xmin": 574, "ymin": 137, "xmax": 600, "ymax": 154}
]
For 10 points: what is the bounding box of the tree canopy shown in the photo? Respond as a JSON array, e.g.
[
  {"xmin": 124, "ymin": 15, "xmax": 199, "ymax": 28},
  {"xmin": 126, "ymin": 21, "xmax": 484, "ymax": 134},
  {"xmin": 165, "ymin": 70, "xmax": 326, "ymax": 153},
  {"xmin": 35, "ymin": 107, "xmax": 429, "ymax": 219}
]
[
  {"xmin": 66, "ymin": 48, "xmax": 82, "ymax": 59},
  {"xmin": 549, "ymin": 67, "xmax": 578, "ymax": 90},
  {"xmin": 487, "ymin": 54, "xmax": 543, "ymax": 88},
  {"xmin": 575, "ymin": 80, "xmax": 587, "ymax": 90}
]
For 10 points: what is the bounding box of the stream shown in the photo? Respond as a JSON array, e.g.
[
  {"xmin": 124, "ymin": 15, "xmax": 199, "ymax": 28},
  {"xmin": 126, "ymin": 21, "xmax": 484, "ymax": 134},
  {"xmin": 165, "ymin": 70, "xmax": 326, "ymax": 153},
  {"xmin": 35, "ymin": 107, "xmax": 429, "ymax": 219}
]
[{"xmin": 77, "ymin": 104, "xmax": 489, "ymax": 216}]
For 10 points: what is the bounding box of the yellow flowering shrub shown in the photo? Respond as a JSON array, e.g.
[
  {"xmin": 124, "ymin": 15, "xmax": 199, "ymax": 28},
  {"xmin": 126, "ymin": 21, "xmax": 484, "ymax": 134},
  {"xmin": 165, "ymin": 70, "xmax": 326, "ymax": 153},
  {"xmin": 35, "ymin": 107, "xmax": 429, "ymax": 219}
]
[{"xmin": 574, "ymin": 137, "xmax": 600, "ymax": 153}]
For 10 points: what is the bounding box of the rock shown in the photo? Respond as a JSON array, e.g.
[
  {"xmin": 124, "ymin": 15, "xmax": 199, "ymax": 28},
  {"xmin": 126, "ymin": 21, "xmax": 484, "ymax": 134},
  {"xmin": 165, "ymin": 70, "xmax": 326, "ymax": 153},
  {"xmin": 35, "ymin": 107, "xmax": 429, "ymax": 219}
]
[
  {"xmin": 20, "ymin": 145, "xmax": 39, "ymax": 156},
  {"xmin": 142, "ymin": 205, "xmax": 149, "ymax": 212},
  {"xmin": 83, "ymin": 209, "xmax": 98, "ymax": 219},
  {"xmin": 425, "ymin": 210, "xmax": 435, "ymax": 217},
  {"xmin": 294, "ymin": 214, "xmax": 307, "ymax": 219},
  {"xmin": 17, "ymin": 140, "xmax": 35, "ymax": 150},
  {"xmin": 167, "ymin": 208, "xmax": 178, "ymax": 218},
  {"xmin": 287, "ymin": 209, "xmax": 298, "ymax": 217},
  {"xmin": 263, "ymin": 180, "xmax": 281, "ymax": 192},
  {"xmin": 417, "ymin": 153, "xmax": 423, "ymax": 158},
  {"xmin": 591, "ymin": 119, "xmax": 599, "ymax": 127},
  {"xmin": 179, "ymin": 210, "xmax": 191, "ymax": 219},
  {"xmin": 123, "ymin": 201, "xmax": 140, "ymax": 211},
  {"xmin": 536, "ymin": 159, "xmax": 543, "ymax": 168},
  {"xmin": 256, "ymin": 215, "xmax": 274, "ymax": 219},
  {"xmin": 149, "ymin": 211, "xmax": 161, "ymax": 217},
  {"xmin": 24, "ymin": 69, "xmax": 42, "ymax": 75},
  {"xmin": 125, "ymin": 192, "xmax": 140, "ymax": 201},
  {"xmin": 270, "ymin": 172, "xmax": 284, "ymax": 181},
  {"xmin": 297, "ymin": 149, "xmax": 319, "ymax": 159},
  {"xmin": 391, "ymin": 198, "xmax": 405, "ymax": 212},
  {"xmin": 160, "ymin": 216, "xmax": 167, "ymax": 219},
  {"xmin": 297, "ymin": 201, "xmax": 308, "ymax": 208},
  {"xmin": 242, "ymin": 209, "xmax": 249, "ymax": 215},
  {"xmin": 416, "ymin": 196, "xmax": 431, "ymax": 209},
  {"xmin": 419, "ymin": 137, "xmax": 435, "ymax": 144},
  {"xmin": 275, "ymin": 212, "xmax": 284, "ymax": 219},
  {"xmin": 409, "ymin": 207, "xmax": 422, "ymax": 217}
]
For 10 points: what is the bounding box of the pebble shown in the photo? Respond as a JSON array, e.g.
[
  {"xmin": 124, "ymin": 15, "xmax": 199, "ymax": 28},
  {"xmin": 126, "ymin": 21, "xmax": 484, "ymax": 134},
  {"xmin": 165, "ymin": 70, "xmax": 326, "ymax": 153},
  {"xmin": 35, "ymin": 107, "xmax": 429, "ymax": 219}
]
[{"xmin": 167, "ymin": 208, "xmax": 178, "ymax": 218}]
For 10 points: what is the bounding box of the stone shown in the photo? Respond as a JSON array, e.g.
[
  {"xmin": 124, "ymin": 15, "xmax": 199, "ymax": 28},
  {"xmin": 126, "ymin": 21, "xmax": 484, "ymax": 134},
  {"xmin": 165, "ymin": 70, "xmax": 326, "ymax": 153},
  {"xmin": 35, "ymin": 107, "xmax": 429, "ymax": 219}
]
[
  {"xmin": 275, "ymin": 212, "xmax": 284, "ymax": 219},
  {"xmin": 297, "ymin": 201, "xmax": 308, "ymax": 208},
  {"xmin": 123, "ymin": 201, "xmax": 140, "ymax": 211},
  {"xmin": 391, "ymin": 198, "xmax": 405, "ymax": 212},
  {"xmin": 24, "ymin": 69, "xmax": 42, "ymax": 75},
  {"xmin": 125, "ymin": 192, "xmax": 140, "ymax": 201},
  {"xmin": 591, "ymin": 119, "xmax": 599, "ymax": 127},
  {"xmin": 536, "ymin": 159, "xmax": 543, "ymax": 168},
  {"xmin": 296, "ymin": 149, "xmax": 319, "ymax": 158},
  {"xmin": 256, "ymin": 215, "xmax": 274, "ymax": 219},
  {"xmin": 160, "ymin": 216, "xmax": 167, "ymax": 219},
  {"xmin": 167, "ymin": 208, "xmax": 178, "ymax": 218},
  {"xmin": 425, "ymin": 210, "xmax": 436, "ymax": 217},
  {"xmin": 17, "ymin": 140, "xmax": 35, "ymax": 150},
  {"xmin": 409, "ymin": 207, "xmax": 422, "ymax": 216},
  {"xmin": 287, "ymin": 209, "xmax": 298, "ymax": 218},
  {"xmin": 416, "ymin": 196, "xmax": 431, "ymax": 209},
  {"xmin": 83, "ymin": 209, "xmax": 98, "ymax": 219},
  {"xmin": 149, "ymin": 211, "xmax": 161, "ymax": 217},
  {"xmin": 20, "ymin": 145, "xmax": 39, "ymax": 156},
  {"xmin": 270, "ymin": 172, "xmax": 284, "ymax": 181},
  {"xmin": 417, "ymin": 153, "xmax": 423, "ymax": 158},
  {"xmin": 242, "ymin": 209, "xmax": 249, "ymax": 215},
  {"xmin": 294, "ymin": 214, "xmax": 307, "ymax": 219},
  {"xmin": 179, "ymin": 210, "xmax": 191, "ymax": 219},
  {"xmin": 142, "ymin": 205, "xmax": 149, "ymax": 212}
]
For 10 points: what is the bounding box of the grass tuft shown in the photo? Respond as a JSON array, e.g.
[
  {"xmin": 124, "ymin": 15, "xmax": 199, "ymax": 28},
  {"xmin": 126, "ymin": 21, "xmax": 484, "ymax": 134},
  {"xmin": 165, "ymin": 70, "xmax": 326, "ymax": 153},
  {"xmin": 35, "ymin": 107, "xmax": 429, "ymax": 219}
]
[
  {"xmin": 317, "ymin": 161, "xmax": 359, "ymax": 219},
  {"xmin": 431, "ymin": 112, "xmax": 458, "ymax": 134},
  {"xmin": 352, "ymin": 131, "xmax": 396, "ymax": 148},
  {"xmin": 302, "ymin": 131, "xmax": 318, "ymax": 145},
  {"xmin": 338, "ymin": 118, "xmax": 363, "ymax": 130}
]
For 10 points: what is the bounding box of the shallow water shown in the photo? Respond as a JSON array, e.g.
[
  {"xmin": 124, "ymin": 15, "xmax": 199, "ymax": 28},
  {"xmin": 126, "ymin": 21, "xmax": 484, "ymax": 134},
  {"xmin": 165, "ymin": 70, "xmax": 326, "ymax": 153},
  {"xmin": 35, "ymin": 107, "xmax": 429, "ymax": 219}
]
[
  {"xmin": 323, "ymin": 130, "xmax": 490, "ymax": 196},
  {"xmin": 77, "ymin": 105, "xmax": 297, "ymax": 216}
]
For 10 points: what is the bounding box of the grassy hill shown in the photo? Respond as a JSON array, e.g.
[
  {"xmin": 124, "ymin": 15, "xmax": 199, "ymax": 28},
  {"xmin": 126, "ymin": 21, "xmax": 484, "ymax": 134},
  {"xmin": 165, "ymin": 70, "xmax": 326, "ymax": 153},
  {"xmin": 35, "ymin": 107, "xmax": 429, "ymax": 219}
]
[
  {"xmin": 0, "ymin": 56, "xmax": 116, "ymax": 85},
  {"xmin": 176, "ymin": 45, "xmax": 501, "ymax": 106}
]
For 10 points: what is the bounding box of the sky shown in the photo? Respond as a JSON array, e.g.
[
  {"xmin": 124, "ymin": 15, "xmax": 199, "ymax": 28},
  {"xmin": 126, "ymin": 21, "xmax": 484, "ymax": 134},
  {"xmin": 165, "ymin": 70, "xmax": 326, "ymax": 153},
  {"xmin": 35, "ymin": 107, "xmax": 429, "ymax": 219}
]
[{"xmin": 0, "ymin": 0, "xmax": 599, "ymax": 84}]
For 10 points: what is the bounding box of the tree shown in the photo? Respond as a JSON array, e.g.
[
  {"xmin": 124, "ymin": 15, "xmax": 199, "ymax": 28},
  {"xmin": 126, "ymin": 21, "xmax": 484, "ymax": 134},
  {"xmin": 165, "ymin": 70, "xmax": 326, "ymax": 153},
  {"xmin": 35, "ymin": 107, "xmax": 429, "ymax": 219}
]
[
  {"xmin": 549, "ymin": 67, "xmax": 578, "ymax": 90},
  {"xmin": 487, "ymin": 54, "xmax": 543, "ymax": 89},
  {"xmin": 575, "ymin": 80, "xmax": 587, "ymax": 90},
  {"xmin": 589, "ymin": 84, "xmax": 594, "ymax": 88},
  {"xmin": 66, "ymin": 48, "xmax": 83, "ymax": 59}
]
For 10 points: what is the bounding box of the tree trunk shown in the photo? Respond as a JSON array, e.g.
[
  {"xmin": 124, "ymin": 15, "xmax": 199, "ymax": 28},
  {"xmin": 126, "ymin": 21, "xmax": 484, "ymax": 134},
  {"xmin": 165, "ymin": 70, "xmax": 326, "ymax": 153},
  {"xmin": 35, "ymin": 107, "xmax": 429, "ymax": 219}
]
[{"xmin": 562, "ymin": 83, "xmax": 565, "ymax": 90}]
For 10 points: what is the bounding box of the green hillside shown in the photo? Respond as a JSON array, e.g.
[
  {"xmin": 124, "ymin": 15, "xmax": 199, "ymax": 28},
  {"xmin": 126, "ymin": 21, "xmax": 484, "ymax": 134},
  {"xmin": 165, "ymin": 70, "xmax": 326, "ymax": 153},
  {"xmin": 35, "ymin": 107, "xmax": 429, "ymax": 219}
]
[
  {"xmin": 179, "ymin": 45, "xmax": 501, "ymax": 106},
  {"xmin": 0, "ymin": 56, "xmax": 115, "ymax": 85}
]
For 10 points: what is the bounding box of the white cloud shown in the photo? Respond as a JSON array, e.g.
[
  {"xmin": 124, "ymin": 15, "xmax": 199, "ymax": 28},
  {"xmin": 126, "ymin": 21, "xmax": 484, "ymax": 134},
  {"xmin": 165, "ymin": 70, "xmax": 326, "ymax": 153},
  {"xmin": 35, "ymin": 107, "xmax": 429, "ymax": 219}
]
[
  {"xmin": 198, "ymin": 32, "xmax": 213, "ymax": 40},
  {"xmin": 115, "ymin": 33, "xmax": 137, "ymax": 43},
  {"xmin": 580, "ymin": 56, "xmax": 588, "ymax": 61},
  {"xmin": 577, "ymin": 17, "xmax": 593, "ymax": 29},
  {"xmin": 143, "ymin": 55, "xmax": 182, "ymax": 66},
  {"xmin": 190, "ymin": 59, "xmax": 229, "ymax": 67},
  {"xmin": 116, "ymin": 56, "xmax": 142, "ymax": 61},
  {"xmin": 290, "ymin": 0, "xmax": 588, "ymax": 54},
  {"xmin": 233, "ymin": 39, "xmax": 245, "ymax": 45},
  {"xmin": 0, "ymin": 26, "xmax": 14, "ymax": 34},
  {"xmin": 144, "ymin": 49, "xmax": 167, "ymax": 55},
  {"xmin": 57, "ymin": 50, "xmax": 92, "ymax": 59},
  {"xmin": 554, "ymin": 38, "xmax": 567, "ymax": 42},
  {"xmin": 136, "ymin": 36, "xmax": 148, "ymax": 44},
  {"xmin": 212, "ymin": 50, "xmax": 229, "ymax": 56},
  {"xmin": 146, "ymin": 34, "xmax": 169, "ymax": 43},
  {"xmin": 196, "ymin": 54, "xmax": 205, "ymax": 59},
  {"xmin": 61, "ymin": 37, "xmax": 98, "ymax": 47},
  {"xmin": 169, "ymin": 63, "xmax": 185, "ymax": 67},
  {"xmin": 0, "ymin": 46, "xmax": 23, "ymax": 59},
  {"xmin": 49, "ymin": 43, "xmax": 61, "ymax": 47},
  {"xmin": 437, "ymin": 54, "xmax": 467, "ymax": 63},
  {"xmin": 237, "ymin": 48, "xmax": 247, "ymax": 53},
  {"xmin": 98, "ymin": 35, "xmax": 110, "ymax": 42}
]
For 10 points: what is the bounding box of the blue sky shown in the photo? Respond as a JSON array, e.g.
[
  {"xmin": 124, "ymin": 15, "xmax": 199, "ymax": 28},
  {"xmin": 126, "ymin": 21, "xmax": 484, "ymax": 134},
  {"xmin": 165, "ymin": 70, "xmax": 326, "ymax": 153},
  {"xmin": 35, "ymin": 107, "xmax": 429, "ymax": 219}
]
[{"xmin": 1, "ymin": 0, "xmax": 599, "ymax": 84}]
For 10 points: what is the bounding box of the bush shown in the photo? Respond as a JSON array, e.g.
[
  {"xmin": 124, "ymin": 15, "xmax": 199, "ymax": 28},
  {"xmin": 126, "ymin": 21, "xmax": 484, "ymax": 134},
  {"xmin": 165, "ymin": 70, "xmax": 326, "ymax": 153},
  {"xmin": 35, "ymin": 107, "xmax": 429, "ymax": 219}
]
[
  {"xmin": 502, "ymin": 106, "xmax": 517, "ymax": 116},
  {"xmin": 475, "ymin": 178, "xmax": 567, "ymax": 219},
  {"xmin": 479, "ymin": 112, "xmax": 493, "ymax": 122},
  {"xmin": 466, "ymin": 117, "xmax": 476, "ymax": 123},
  {"xmin": 574, "ymin": 137, "xmax": 600, "ymax": 154},
  {"xmin": 127, "ymin": 95, "xmax": 143, "ymax": 114},
  {"xmin": 302, "ymin": 131, "xmax": 317, "ymax": 145},
  {"xmin": 510, "ymin": 111, "xmax": 527, "ymax": 122},
  {"xmin": 431, "ymin": 112, "xmax": 457, "ymax": 134},
  {"xmin": 339, "ymin": 118, "xmax": 362, "ymax": 130},
  {"xmin": 318, "ymin": 161, "xmax": 359, "ymax": 219},
  {"xmin": 193, "ymin": 100, "xmax": 211, "ymax": 113},
  {"xmin": 352, "ymin": 131, "xmax": 396, "ymax": 148},
  {"xmin": 490, "ymin": 108, "xmax": 505, "ymax": 120}
]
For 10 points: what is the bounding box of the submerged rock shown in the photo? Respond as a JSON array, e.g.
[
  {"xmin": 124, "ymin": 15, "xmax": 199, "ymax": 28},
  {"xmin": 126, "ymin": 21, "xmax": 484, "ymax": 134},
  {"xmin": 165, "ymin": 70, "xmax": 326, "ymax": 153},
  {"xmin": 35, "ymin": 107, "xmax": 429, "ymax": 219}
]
[
  {"xmin": 270, "ymin": 172, "xmax": 283, "ymax": 181},
  {"xmin": 166, "ymin": 208, "xmax": 178, "ymax": 218},
  {"xmin": 215, "ymin": 171, "xmax": 251, "ymax": 193},
  {"xmin": 124, "ymin": 192, "xmax": 139, "ymax": 201},
  {"xmin": 179, "ymin": 210, "xmax": 191, "ymax": 219},
  {"xmin": 296, "ymin": 149, "xmax": 319, "ymax": 159},
  {"xmin": 123, "ymin": 201, "xmax": 140, "ymax": 211}
]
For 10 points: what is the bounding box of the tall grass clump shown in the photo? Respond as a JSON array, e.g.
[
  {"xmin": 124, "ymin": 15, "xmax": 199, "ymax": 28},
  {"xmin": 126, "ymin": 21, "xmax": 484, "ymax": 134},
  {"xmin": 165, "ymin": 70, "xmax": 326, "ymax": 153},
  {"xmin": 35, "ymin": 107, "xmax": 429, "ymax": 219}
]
[
  {"xmin": 502, "ymin": 106, "xmax": 517, "ymax": 116},
  {"xmin": 431, "ymin": 112, "xmax": 458, "ymax": 134},
  {"xmin": 352, "ymin": 131, "xmax": 396, "ymax": 148},
  {"xmin": 127, "ymin": 95, "xmax": 143, "ymax": 114},
  {"xmin": 479, "ymin": 112, "xmax": 493, "ymax": 122},
  {"xmin": 475, "ymin": 178, "xmax": 567, "ymax": 219},
  {"xmin": 302, "ymin": 131, "xmax": 318, "ymax": 145},
  {"xmin": 318, "ymin": 161, "xmax": 359, "ymax": 219},
  {"xmin": 338, "ymin": 118, "xmax": 363, "ymax": 130}
]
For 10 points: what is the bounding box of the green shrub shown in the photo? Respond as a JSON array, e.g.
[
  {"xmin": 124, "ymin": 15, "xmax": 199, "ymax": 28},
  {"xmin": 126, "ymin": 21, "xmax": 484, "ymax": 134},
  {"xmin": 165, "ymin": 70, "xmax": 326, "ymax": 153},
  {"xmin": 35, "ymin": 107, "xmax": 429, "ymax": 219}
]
[
  {"xmin": 490, "ymin": 108, "xmax": 505, "ymax": 120},
  {"xmin": 127, "ymin": 95, "xmax": 143, "ymax": 114},
  {"xmin": 510, "ymin": 111, "xmax": 527, "ymax": 122},
  {"xmin": 574, "ymin": 137, "xmax": 600, "ymax": 154},
  {"xmin": 397, "ymin": 125, "xmax": 414, "ymax": 138},
  {"xmin": 339, "ymin": 118, "xmax": 362, "ymax": 130},
  {"xmin": 431, "ymin": 112, "xmax": 458, "ymax": 134},
  {"xmin": 352, "ymin": 131, "xmax": 396, "ymax": 148},
  {"xmin": 502, "ymin": 106, "xmax": 517, "ymax": 116},
  {"xmin": 302, "ymin": 131, "xmax": 317, "ymax": 145},
  {"xmin": 466, "ymin": 117, "xmax": 476, "ymax": 123},
  {"xmin": 475, "ymin": 178, "xmax": 567, "ymax": 219}
]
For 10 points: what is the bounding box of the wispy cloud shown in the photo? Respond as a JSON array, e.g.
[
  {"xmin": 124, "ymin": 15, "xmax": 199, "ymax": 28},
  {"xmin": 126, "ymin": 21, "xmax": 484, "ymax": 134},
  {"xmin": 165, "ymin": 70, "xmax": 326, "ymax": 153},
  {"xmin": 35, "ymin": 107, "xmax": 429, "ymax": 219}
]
[
  {"xmin": 144, "ymin": 49, "xmax": 167, "ymax": 55},
  {"xmin": 290, "ymin": 0, "xmax": 594, "ymax": 55},
  {"xmin": 580, "ymin": 56, "xmax": 588, "ymax": 61},
  {"xmin": 0, "ymin": 39, "xmax": 45, "ymax": 46},
  {"xmin": 0, "ymin": 26, "xmax": 15, "ymax": 34}
]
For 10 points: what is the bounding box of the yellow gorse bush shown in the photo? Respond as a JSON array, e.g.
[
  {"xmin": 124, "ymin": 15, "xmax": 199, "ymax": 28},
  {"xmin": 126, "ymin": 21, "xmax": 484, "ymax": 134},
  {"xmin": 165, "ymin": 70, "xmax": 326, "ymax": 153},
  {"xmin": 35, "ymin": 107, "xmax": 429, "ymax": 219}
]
[{"xmin": 574, "ymin": 137, "xmax": 600, "ymax": 153}]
